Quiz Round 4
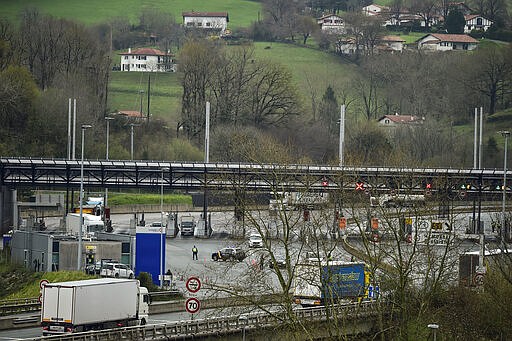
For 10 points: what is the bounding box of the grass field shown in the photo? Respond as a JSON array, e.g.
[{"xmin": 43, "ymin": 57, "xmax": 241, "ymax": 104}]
[
  {"xmin": 108, "ymin": 42, "xmax": 357, "ymax": 124},
  {"xmin": 1, "ymin": 0, "xmax": 262, "ymax": 28},
  {"xmin": 109, "ymin": 71, "xmax": 181, "ymax": 121}
]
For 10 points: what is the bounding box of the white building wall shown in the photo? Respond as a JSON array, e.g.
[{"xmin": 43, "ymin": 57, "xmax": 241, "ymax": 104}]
[{"xmin": 183, "ymin": 16, "xmax": 227, "ymax": 31}]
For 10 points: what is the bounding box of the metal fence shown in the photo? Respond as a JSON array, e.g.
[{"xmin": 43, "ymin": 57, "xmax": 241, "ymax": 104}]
[{"xmin": 27, "ymin": 301, "xmax": 382, "ymax": 341}]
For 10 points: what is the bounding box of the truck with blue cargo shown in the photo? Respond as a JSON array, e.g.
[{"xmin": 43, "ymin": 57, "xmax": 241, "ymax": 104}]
[
  {"xmin": 293, "ymin": 261, "xmax": 369, "ymax": 307},
  {"xmin": 41, "ymin": 278, "xmax": 149, "ymax": 335}
]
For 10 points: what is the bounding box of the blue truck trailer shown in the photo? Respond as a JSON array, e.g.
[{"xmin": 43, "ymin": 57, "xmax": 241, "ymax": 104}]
[{"xmin": 293, "ymin": 261, "xmax": 368, "ymax": 307}]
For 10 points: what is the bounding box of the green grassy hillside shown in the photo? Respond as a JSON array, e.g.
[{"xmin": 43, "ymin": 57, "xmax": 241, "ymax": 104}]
[
  {"xmin": 109, "ymin": 42, "xmax": 357, "ymax": 125},
  {"xmin": 1, "ymin": 0, "xmax": 261, "ymax": 28}
]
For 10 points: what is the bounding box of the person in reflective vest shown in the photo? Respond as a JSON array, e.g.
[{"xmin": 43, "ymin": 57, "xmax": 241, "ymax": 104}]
[{"xmin": 192, "ymin": 246, "xmax": 198, "ymax": 260}]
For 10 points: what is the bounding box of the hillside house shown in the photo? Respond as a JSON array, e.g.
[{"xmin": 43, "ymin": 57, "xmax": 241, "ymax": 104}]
[
  {"xmin": 417, "ymin": 33, "xmax": 479, "ymax": 51},
  {"xmin": 336, "ymin": 35, "xmax": 405, "ymax": 55},
  {"xmin": 317, "ymin": 14, "xmax": 345, "ymax": 33},
  {"xmin": 378, "ymin": 114, "xmax": 423, "ymax": 127},
  {"xmin": 362, "ymin": 4, "xmax": 390, "ymax": 16},
  {"xmin": 119, "ymin": 48, "xmax": 175, "ymax": 72},
  {"xmin": 182, "ymin": 12, "xmax": 229, "ymax": 33},
  {"xmin": 379, "ymin": 35, "xmax": 406, "ymax": 52},
  {"xmin": 464, "ymin": 14, "xmax": 493, "ymax": 32}
]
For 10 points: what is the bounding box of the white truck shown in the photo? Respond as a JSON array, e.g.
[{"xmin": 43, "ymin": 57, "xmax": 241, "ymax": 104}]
[
  {"xmin": 370, "ymin": 194, "xmax": 425, "ymax": 208},
  {"xmin": 41, "ymin": 278, "xmax": 149, "ymax": 335},
  {"xmin": 269, "ymin": 192, "xmax": 329, "ymax": 211},
  {"xmin": 66, "ymin": 213, "xmax": 105, "ymax": 236},
  {"xmin": 180, "ymin": 215, "xmax": 196, "ymax": 236}
]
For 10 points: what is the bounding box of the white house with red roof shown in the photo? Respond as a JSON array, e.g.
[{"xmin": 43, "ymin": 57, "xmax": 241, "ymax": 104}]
[
  {"xmin": 317, "ymin": 14, "xmax": 345, "ymax": 33},
  {"xmin": 417, "ymin": 33, "xmax": 479, "ymax": 51},
  {"xmin": 119, "ymin": 48, "xmax": 175, "ymax": 72},
  {"xmin": 377, "ymin": 114, "xmax": 423, "ymax": 127},
  {"xmin": 464, "ymin": 14, "xmax": 493, "ymax": 32},
  {"xmin": 182, "ymin": 12, "xmax": 229, "ymax": 33},
  {"xmin": 379, "ymin": 35, "xmax": 406, "ymax": 52}
]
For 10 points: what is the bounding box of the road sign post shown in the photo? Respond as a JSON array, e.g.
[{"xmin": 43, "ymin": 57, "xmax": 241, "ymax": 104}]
[{"xmin": 185, "ymin": 277, "xmax": 201, "ymax": 318}]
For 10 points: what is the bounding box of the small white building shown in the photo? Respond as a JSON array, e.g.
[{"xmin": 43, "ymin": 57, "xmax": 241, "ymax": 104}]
[
  {"xmin": 317, "ymin": 14, "xmax": 345, "ymax": 33},
  {"xmin": 362, "ymin": 4, "xmax": 390, "ymax": 16},
  {"xmin": 119, "ymin": 48, "xmax": 175, "ymax": 72},
  {"xmin": 379, "ymin": 35, "xmax": 406, "ymax": 52},
  {"xmin": 182, "ymin": 12, "xmax": 229, "ymax": 33},
  {"xmin": 417, "ymin": 33, "xmax": 479, "ymax": 51},
  {"xmin": 464, "ymin": 14, "xmax": 493, "ymax": 32}
]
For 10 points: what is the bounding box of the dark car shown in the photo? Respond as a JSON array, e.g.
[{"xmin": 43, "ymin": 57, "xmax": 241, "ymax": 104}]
[
  {"xmin": 212, "ymin": 247, "xmax": 246, "ymax": 262},
  {"xmin": 268, "ymin": 254, "xmax": 287, "ymax": 269}
]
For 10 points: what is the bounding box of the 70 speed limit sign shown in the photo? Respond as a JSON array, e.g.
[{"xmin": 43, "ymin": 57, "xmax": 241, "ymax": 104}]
[{"xmin": 185, "ymin": 297, "xmax": 201, "ymax": 314}]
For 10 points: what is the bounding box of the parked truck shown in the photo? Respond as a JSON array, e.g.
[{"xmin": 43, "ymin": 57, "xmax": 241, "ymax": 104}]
[
  {"xmin": 269, "ymin": 192, "xmax": 329, "ymax": 211},
  {"xmin": 370, "ymin": 194, "xmax": 425, "ymax": 208},
  {"xmin": 180, "ymin": 215, "xmax": 196, "ymax": 236},
  {"xmin": 293, "ymin": 261, "xmax": 369, "ymax": 307},
  {"xmin": 41, "ymin": 278, "xmax": 149, "ymax": 335},
  {"xmin": 66, "ymin": 213, "xmax": 105, "ymax": 236}
]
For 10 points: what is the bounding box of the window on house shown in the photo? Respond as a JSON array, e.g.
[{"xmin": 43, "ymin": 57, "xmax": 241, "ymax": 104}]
[
  {"xmin": 206, "ymin": 22, "xmax": 211, "ymax": 26},
  {"xmin": 124, "ymin": 56, "xmax": 128, "ymax": 60},
  {"xmin": 187, "ymin": 22, "xmax": 194, "ymax": 26},
  {"xmin": 197, "ymin": 22, "xmax": 202, "ymax": 27},
  {"xmin": 477, "ymin": 18, "xmax": 482, "ymax": 26}
]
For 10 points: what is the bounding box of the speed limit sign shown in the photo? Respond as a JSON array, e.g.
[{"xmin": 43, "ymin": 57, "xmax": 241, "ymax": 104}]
[{"xmin": 185, "ymin": 297, "xmax": 201, "ymax": 314}]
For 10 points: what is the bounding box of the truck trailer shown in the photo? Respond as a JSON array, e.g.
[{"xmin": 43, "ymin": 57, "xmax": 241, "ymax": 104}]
[
  {"xmin": 293, "ymin": 261, "xmax": 368, "ymax": 307},
  {"xmin": 66, "ymin": 213, "xmax": 105, "ymax": 236},
  {"xmin": 41, "ymin": 278, "xmax": 149, "ymax": 335}
]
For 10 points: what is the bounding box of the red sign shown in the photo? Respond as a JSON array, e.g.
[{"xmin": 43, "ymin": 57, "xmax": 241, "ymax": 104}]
[
  {"xmin": 39, "ymin": 279, "xmax": 49, "ymax": 290},
  {"xmin": 185, "ymin": 297, "xmax": 201, "ymax": 314},
  {"xmin": 355, "ymin": 182, "xmax": 364, "ymax": 191},
  {"xmin": 186, "ymin": 277, "xmax": 201, "ymax": 293}
]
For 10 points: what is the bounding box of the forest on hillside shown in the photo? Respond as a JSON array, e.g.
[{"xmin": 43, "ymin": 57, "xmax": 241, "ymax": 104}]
[{"xmin": 0, "ymin": 0, "xmax": 511, "ymax": 168}]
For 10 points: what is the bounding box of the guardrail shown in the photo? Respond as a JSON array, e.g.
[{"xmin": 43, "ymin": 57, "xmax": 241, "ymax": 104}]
[
  {"xmin": 0, "ymin": 291, "xmax": 180, "ymax": 316},
  {"xmin": 0, "ymin": 298, "xmax": 41, "ymax": 316},
  {"xmin": 27, "ymin": 301, "xmax": 383, "ymax": 340}
]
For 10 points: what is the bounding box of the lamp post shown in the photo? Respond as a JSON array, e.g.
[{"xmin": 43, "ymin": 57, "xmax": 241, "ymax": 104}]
[
  {"xmin": 78, "ymin": 124, "xmax": 92, "ymax": 270},
  {"xmin": 160, "ymin": 167, "xmax": 169, "ymax": 289},
  {"xmin": 139, "ymin": 90, "xmax": 144, "ymax": 118},
  {"xmin": 130, "ymin": 123, "xmax": 137, "ymax": 160},
  {"xmin": 105, "ymin": 117, "xmax": 115, "ymax": 207},
  {"xmin": 499, "ymin": 131, "xmax": 510, "ymax": 245}
]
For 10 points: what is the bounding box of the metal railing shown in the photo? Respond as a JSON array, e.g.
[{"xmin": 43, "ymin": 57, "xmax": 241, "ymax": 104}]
[
  {"xmin": 0, "ymin": 298, "xmax": 41, "ymax": 316},
  {"xmin": 27, "ymin": 301, "xmax": 383, "ymax": 340}
]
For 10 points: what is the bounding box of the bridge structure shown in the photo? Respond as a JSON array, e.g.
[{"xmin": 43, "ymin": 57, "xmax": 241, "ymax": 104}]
[{"xmin": 0, "ymin": 157, "xmax": 509, "ymax": 195}]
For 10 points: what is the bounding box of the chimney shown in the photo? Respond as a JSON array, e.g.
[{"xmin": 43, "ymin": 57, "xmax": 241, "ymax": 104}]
[{"xmin": 128, "ymin": 47, "xmax": 131, "ymax": 53}]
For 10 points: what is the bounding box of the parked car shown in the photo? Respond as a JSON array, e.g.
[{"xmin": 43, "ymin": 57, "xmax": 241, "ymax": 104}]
[
  {"xmin": 100, "ymin": 263, "xmax": 134, "ymax": 279},
  {"xmin": 212, "ymin": 247, "xmax": 246, "ymax": 262},
  {"xmin": 85, "ymin": 259, "xmax": 118, "ymax": 275},
  {"xmin": 268, "ymin": 254, "xmax": 287, "ymax": 269},
  {"xmin": 248, "ymin": 233, "xmax": 263, "ymax": 248}
]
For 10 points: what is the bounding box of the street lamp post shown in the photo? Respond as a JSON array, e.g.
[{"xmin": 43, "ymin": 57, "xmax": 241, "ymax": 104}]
[
  {"xmin": 139, "ymin": 90, "xmax": 144, "ymax": 118},
  {"xmin": 130, "ymin": 123, "xmax": 136, "ymax": 160},
  {"xmin": 105, "ymin": 117, "xmax": 115, "ymax": 207},
  {"xmin": 499, "ymin": 131, "xmax": 510, "ymax": 245},
  {"xmin": 78, "ymin": 124, "xmax": 92, "ymax": 270},
  {"xmin": 160, "ymin": 167, "xmax": 169, "ymax": 289}
]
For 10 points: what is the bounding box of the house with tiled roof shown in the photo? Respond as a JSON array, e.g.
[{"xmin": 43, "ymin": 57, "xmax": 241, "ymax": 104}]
[
  {"xmin": 119, "ymin": 48, "xmax": 175, "ymax": 72},
  {"xmin": 377, "ymin": 114, "xmax": 424, "ymax": 127},
  {"xmin": 464, "ymin": 14, "xmax": 493, "ymax": 32},
  {"xmin": 317, "ymin": 14, "xmax": 345, "ymax": 33},
  {"xmin": 417, "ymin": 33, "xmax": 479, "ymax": 51},
  {"xmin": 379, "ymin": 35, "xmax": 406, "ymax": 52},
  {"xmin": 182, "ymin": 12, "xmax": 229, "ymax": 33}
]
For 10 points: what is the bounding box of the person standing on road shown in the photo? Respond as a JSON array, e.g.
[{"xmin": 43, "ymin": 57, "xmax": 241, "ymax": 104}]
[{"xmin": 192, "ymin": 245, "xmax": 198, "ymax": 260}]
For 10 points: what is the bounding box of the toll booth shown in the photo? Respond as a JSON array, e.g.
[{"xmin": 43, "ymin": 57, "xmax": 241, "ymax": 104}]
[{"xmin": 135, "ymin": 226, "xmax": 166, "ymax": 285}]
